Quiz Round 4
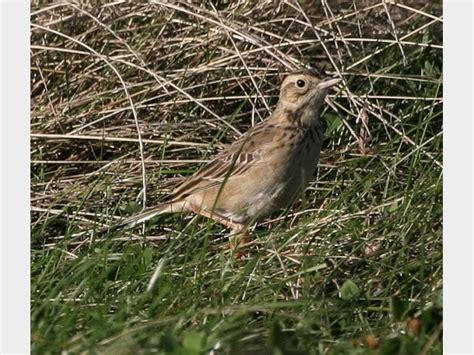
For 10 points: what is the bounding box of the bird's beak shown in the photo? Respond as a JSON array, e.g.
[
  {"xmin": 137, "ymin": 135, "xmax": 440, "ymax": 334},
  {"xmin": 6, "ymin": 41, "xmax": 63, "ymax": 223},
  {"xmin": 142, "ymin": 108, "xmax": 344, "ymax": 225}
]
[{"xmin": 316, "ymin": 78, "xmax": 342, "ymax": 90}]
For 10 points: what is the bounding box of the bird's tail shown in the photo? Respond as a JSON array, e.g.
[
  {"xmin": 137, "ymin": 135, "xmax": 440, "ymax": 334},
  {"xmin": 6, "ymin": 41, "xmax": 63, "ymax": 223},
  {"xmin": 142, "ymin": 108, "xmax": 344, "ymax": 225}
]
[{"xmin": 101, "ymin": 200, "xmax": 187, "ymax": 234}]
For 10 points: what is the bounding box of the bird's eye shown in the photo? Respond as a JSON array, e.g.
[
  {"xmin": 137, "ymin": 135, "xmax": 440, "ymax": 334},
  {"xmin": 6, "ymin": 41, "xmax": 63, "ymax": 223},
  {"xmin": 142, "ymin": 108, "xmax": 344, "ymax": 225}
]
[{"xmin": 296, "ymin": 79, "xmax": 306, "ymax": 88}]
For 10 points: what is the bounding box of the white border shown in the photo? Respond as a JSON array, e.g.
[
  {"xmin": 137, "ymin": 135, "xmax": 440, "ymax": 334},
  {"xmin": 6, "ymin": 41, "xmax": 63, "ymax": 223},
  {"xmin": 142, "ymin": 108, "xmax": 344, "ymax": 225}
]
[
  {"xmin": 0, "ymin": 1, "xmax": 473, "ymax": 354},
  {"xmin": 444, "ymin": 1, "xmax": 473, "ymax": 354},
  {"xmin": 471, "ymin": 0, "xmax": 474, "ymax": 354},
  {"xmin": 0, "ymin": 1, "xmax": 30, "ymax": 354}
]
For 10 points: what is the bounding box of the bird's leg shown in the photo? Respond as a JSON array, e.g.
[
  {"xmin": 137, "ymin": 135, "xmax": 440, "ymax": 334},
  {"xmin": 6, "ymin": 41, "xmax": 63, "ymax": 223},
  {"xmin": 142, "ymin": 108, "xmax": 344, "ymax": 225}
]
[
  {"xmin": 187, "ymin": 203, "xmax": 251, "ymax": 257},
  {"xmin": 229, "ymin": 228, "xmax": 252, "ymax": 259}
]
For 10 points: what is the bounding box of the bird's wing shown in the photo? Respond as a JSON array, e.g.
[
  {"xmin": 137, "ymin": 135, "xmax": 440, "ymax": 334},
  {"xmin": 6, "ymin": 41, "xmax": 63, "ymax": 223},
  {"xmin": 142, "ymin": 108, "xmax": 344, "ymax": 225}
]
[{"xmin": 167, "ymin": 122, "xmax": 275, "ymax": 201}]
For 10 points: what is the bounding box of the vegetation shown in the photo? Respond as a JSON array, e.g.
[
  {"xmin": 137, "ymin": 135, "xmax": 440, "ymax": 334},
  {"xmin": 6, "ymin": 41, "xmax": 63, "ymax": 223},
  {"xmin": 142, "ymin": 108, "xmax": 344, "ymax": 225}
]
[{"xmin": 31, "ymin": 1, "xmax": 442, "ymax": 353}]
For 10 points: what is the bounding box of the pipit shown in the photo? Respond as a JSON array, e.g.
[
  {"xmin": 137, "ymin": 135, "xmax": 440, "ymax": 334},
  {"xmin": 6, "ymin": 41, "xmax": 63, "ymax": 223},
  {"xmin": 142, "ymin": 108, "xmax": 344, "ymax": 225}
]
[{"xmin": 109, "ymin": 71, "xmax": 340, "ymax": 244}]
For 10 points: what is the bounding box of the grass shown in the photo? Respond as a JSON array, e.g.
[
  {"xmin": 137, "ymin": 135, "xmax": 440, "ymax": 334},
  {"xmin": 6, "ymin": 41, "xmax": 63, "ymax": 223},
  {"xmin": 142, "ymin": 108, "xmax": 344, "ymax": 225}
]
[{"xmin": 31, "ymin": 1, "xmax": 442, "ymax": 354}]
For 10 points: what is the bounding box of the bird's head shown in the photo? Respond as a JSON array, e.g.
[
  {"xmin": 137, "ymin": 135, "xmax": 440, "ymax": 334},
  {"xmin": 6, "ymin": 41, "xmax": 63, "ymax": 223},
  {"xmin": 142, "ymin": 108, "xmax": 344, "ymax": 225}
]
[{"xmin": 276, "ymin": 71, "xmax": 340, "ymax": 125}]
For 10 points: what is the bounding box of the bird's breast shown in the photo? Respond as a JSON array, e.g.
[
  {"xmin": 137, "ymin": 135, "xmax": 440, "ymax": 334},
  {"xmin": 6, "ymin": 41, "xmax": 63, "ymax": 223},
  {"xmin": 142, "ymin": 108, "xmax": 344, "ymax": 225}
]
[{"xmin": 188, "ymin": 124, "xmax": 323, "ymax": 225}]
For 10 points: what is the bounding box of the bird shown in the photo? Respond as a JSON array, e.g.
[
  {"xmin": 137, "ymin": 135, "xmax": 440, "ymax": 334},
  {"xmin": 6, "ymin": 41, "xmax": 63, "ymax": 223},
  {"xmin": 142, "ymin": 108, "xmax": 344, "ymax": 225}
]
[{"xmin": 105, "ymin": 71, "xmax": 340, "ymax": 246}]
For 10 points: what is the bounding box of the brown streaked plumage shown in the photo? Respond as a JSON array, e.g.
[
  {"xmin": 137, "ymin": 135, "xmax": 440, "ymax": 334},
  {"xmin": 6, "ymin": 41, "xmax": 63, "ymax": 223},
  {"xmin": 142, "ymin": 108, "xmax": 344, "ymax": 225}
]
[{"xmin": 109, "ymin": 71, "xmax": 341, "ymax": 239}]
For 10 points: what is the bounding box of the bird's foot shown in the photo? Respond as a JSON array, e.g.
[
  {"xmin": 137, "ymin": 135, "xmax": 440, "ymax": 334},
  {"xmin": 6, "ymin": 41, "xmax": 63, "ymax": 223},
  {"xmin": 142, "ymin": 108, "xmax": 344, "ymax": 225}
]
[{"xmin": 229, "ymin": 229, "xmax": 252, "ymax": 260}]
